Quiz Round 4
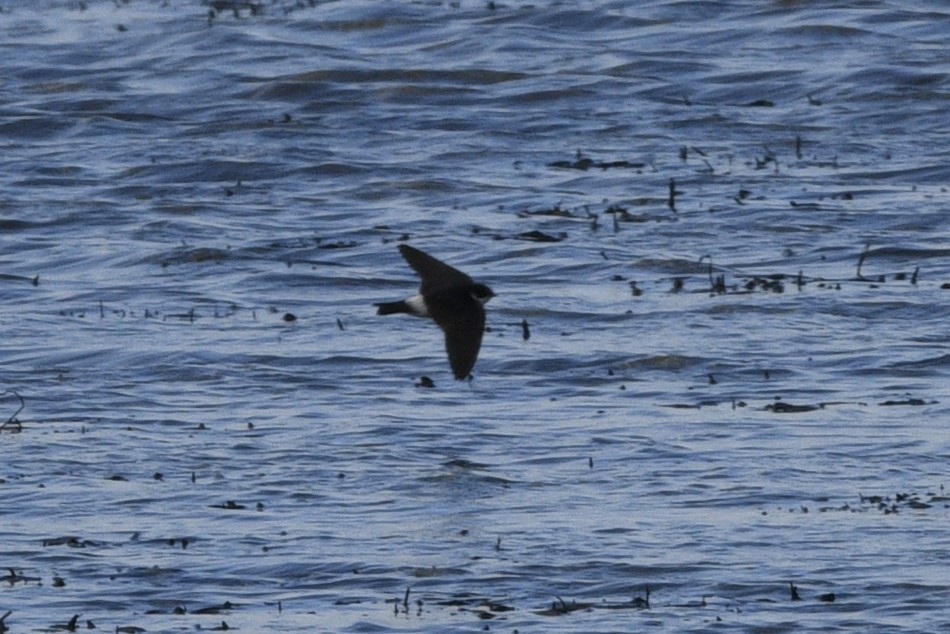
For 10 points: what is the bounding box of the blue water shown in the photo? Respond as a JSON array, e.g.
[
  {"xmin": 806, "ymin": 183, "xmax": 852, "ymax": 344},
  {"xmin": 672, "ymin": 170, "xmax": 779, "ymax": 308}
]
[{"xmin": 1, "ymin": 1, "xmax": 948, "ymax": 632}]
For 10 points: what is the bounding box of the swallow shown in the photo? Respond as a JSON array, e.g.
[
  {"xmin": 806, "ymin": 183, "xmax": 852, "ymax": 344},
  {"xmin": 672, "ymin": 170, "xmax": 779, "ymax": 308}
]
[{"xmin": 375, "ymin": 244, "xmax": 494, "ymax": 380}]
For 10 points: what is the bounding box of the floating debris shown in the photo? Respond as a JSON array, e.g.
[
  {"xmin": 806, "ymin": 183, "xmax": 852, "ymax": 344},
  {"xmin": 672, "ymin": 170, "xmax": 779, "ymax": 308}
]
[
  {"xmin": 789, "ymin": 200, "xmax": 821, "ymax": 210},
  {"xmin": 42, "ymin": 536, "xmax": 97, "ymax": 548},
  {"xmin": 519, "ymin": 202, "xmax": 575, "ymax": 217},
  {"xmin": 765, "ymin": 401, "xmax": 822, "ymax": 413},
  {"xmin": 548, "ymin": 150, "xmax": 645, "ymax": 171},
  {"xmin": 536, "ymin": 596, "xmax": 592, "ymax": 616},
  {"xmin": 1, "ymin": 569, "xmax": 40, "ymax": 585},
  {"xmin": 514, "ymin": 230, "xmax": 565, "ymax": 242},
  {"xmin": 209, "ymin": 501, "xmax": 247, "ymax": 510},
  {"xmin": 879, "ymin": 398, "xmax": 932, "ymax": 406},
  {"xmin": 318, "ymin": 240, "xmax": 357, "ymax": 249},
  {"xmin": 632, "ymin": 586, "xmax": 651, "ymax": 609},
  {"xmin": 50, "ymin": 614, "xmax": 80, "ymax": 632},
  {"xmin": 537, "ymin": 586, "xmax": 651, "ymax": 617},
  {"xmin": 856, "ymin": 243, "xmax": 871, "ymax": 279},
  {"xmin": 415, "ymin": 376, "xmax": 435, "ymax": 388},
  {"xmin": 854, "ymin": 490, "xmax": 948, "ymax": 514},
  {"xmin": 191, "ymin": 601, "xmax": 236, "ymax": 615},
  {"xmin": 0, "ymin": 391, "xmax": 24, "ymax": 433},
  {"xmin": 786, "ymin": 582, "xmax": 837, "ymax": 603}
]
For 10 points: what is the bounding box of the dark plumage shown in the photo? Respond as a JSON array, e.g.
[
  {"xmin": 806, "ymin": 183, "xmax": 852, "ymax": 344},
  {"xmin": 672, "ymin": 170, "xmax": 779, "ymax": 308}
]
[{"xmin": 375, "ymin": 244, "xmax": 494, "ymax": 380}]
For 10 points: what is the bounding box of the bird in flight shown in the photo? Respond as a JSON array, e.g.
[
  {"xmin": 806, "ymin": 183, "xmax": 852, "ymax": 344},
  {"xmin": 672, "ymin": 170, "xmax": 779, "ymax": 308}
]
[{"xmin": 375, "ymin": 244, "xmax": 494, "ymax": 380}]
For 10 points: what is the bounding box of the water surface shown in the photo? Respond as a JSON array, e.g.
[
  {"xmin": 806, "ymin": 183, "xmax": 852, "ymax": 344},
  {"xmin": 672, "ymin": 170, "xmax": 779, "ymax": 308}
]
[{"xmin": 1, "ymin": 1, "xmax": 948, "ymax": 632}]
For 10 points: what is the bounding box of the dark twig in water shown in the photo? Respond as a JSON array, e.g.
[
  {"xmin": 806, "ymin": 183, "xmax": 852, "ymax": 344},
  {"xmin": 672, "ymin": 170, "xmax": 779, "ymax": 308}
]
[
  {"xmin": 790, "ymin": 581, "xmax": 801, "ymax": 601},
  {"xmin": 547, "ymin": 150, "xmax": 645, "ymax": 171},
  {"xmin": 856, "ymin": 243, "xmax": 870, "ymax": 280},
  {"xmin": 699, "ymin": 255, "xmax": 726, "ymax": 294},
  {"xmin": 667, "ymin": 178, "xmax": 677, "ymax": 212},
  {"xmin": 536, "ymin": 586, "xmax": 657, "ymax": 616},
  {"xmin": 0, "ymin": 391, "xmax": 25, "ymax": 432},
  {"xmin": 711, "ymin": 273, "xmax": 725, "ymax": 294},
  {"xmin": 53, "ymin": 614, "xmax": 80, "ymax": 632},
  {"xmin": 700, "ymin": 254, "xmax": 713, "ymax": 285},
  {"xmin": 544, "ymin": 595, "xmax": 592, "ymax": 614},
  {"xmin": 632, "ymin": 585, "xmax": 651, "ymax": 609}
]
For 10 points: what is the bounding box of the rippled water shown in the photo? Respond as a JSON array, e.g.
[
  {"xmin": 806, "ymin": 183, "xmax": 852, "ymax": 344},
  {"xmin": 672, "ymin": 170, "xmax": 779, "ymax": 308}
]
[{"xmin": 1, "ymin": 1, "xmax": 948, "ymax": 632}]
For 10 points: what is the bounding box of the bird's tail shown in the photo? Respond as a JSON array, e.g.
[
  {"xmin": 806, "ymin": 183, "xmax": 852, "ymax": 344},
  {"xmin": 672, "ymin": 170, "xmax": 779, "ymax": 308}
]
[{"xmin": 375, "ymin": 301, "xmax": 410, "ymax": 315}]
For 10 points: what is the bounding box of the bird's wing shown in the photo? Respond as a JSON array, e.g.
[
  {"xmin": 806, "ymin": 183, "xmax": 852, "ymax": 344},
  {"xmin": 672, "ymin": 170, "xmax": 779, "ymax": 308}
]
[
  {"xmin": 428, "ymin": 295, "xmax": 485, "ymax": 380},
  {"xmin": 398, "ymin": 244, "xmax": 473, "ymax": 294}
]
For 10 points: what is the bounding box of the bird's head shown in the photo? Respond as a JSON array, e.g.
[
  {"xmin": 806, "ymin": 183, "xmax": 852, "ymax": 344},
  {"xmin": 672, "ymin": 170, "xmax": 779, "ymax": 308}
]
[{"xmin": 470, "ymin": 284, "xmax": 495, "ymax": 305}]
